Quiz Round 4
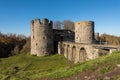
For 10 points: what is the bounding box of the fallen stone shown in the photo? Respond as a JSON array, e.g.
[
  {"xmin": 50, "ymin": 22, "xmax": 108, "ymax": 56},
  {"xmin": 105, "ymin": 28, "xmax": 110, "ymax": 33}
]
[
  {"xmin": 104, "ymin": 76, "xmax": 110, "ymax": 80},
  {"xmin": 117, "ymin": 64, "xmax": 120, "ymax": 67}
]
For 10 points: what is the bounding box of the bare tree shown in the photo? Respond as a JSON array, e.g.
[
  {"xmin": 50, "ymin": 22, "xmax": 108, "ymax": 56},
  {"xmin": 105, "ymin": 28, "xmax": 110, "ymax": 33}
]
[
  {"xmin": 100, "ymin": 33, "xmax": 120, "ymax": 45},
  {"xmin": 63, "ymin": 20, "xmax": 74, "ymax": 31},
  {"xmin": 53, "ymin": 21, "xmax": 62, "ymax": 29}
]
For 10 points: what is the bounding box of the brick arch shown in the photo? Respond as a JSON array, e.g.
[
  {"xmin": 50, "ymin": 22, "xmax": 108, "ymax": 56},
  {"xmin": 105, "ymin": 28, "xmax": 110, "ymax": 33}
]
[
  {"xmin": 71, "ymin": 46, "xmax": 76, "ymax": 61},
  {"xmin": 79, "ymin": 47, "xmax": 87, "ymax": 62},
  {"xmin": 61, "ymin": 44, "xmax": 66, "ymax": 54},
  {"xmin": 63, "ymin": 44, "xmax": 67, "ymax": 58},
  {"xmin": 66, "ymin": 45, "xmax": 70, "ymax": 59}
]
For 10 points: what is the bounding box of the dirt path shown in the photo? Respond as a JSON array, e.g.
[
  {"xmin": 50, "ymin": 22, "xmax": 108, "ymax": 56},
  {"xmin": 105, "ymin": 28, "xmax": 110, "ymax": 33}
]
[
  {"xmin": 34, "ymin": 67, "xmax": 120, "ymax": 80},
  {"xmin": 55, "ymin": 67, "xmax": 120, "ymax": 80}
]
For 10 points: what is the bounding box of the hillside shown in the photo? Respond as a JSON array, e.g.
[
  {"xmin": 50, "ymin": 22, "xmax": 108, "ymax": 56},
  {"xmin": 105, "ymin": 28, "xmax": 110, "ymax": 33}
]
[
  {"xmin": 0, "ymin": 32, "xmax": 27, "ymax": 58},
  {"xmin": 0, "ymin": 52, "xmax": 120, "ymax": 80}
]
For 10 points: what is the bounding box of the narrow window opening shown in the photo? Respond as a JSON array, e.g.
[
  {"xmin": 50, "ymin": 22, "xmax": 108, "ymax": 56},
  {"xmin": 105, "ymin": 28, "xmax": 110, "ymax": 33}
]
[
  {"xmin": 33, "ymin": 36, "xmax": 34, "ymax": 39},
  {"xmin": 43, "ymin": 36, "xmax": 45, "ymax": 40}
]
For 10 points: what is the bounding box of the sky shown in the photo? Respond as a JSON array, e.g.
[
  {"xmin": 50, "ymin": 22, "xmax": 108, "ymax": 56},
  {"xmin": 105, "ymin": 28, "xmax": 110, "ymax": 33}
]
[{"xmin": 0, "ymin": 0, "xmax": 120, "ymax": 36}]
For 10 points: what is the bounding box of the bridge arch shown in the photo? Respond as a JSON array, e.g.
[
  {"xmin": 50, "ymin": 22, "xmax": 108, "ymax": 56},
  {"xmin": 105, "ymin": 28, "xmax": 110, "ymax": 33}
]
[
  {"xmin": 66, "ymin": 45, "xmax": 70, "ymax": 59},
  {"xmin": 71, "ymin": 46, "xmax": 76, "ymax": 61},
  {"xmin": 79, "ymin": 47, "xmax": 87, "ymax": 62},
  {"xmin": 61, "ymin": 44, "xmax": 65, "ymax": 54}
]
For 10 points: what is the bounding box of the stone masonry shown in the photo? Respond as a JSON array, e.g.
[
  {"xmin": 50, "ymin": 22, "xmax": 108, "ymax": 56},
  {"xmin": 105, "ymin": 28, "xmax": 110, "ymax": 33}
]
[
  {"xmin": 31, "ymin": 18, "xmax": 120, "ymax": 63},
  {"xmin": 58, "ymin": 21, "xmax": 120, "ymax": 63},
  {"xmin": 31, "ymin": 18, "xmax": 54, "ymax": 56},
  {"xmin": 75, "ymin": 21, "xmax": 95, "ymax": 44}
]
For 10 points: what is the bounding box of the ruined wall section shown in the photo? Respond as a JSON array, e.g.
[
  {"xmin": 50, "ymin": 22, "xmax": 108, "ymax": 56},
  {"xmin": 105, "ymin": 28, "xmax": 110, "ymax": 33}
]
[
  {"xmin": 94, "ymin": 32, "xmax": 99, "ymax": 41},
  {"xmin": 75, "ymin": 21, "xmax": 95, "ymax": 44},
  {"xmin": 31, "ymin": 18, "xmax": 54, "ymax": 56}
]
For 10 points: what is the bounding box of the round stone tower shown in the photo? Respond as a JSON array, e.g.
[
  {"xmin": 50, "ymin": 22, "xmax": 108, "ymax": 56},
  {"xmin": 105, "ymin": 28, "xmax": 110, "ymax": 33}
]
[
  {"xmin": 31, "ymin": 18, "xmax": 54, "ymax": 56},
  {"xmin": 74, "ymin": 21, "xmax": 95, "ymax": 44}
]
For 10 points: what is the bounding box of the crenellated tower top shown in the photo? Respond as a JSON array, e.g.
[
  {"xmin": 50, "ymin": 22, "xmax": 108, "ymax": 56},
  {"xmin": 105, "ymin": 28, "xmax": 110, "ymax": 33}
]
[
  {"xmin": 75, "ymin": 21, "xmax": 94, "ymax": 26},
  {"xmin": 31, "ymin": 18, "xmax": 53, "ymax": 27}
]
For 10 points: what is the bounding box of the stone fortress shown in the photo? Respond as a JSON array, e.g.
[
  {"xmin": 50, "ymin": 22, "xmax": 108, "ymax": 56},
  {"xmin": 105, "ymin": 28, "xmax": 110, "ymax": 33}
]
[{"xmin": 31, "ymin": 18, "xmax": 120, "ymax": 63}]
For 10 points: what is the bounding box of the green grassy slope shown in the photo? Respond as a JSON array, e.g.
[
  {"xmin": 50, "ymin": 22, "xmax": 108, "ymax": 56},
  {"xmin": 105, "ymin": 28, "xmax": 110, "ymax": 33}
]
[{"xmin": 0, "ymin": 52, "xmax": 120, "ymax": 80}]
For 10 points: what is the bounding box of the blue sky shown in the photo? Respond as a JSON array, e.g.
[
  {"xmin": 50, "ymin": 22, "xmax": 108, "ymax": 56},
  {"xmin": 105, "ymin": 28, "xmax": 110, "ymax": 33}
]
[{"xmin": 0, "ymin": 0, "xmax": 120, "ymax": 36}]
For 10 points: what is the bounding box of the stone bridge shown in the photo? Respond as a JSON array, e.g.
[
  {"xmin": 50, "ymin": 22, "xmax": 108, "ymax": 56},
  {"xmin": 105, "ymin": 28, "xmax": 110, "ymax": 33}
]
[{"xmin": 58, "ymin": 41, "xmax": 120, "ymax": 63}]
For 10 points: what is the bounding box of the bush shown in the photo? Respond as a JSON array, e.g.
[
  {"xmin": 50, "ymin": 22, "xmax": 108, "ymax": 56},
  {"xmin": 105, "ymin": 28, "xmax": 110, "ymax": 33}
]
[{"xmin": 20, "ymin": 37, "xmax": 30, "ymax": 54}]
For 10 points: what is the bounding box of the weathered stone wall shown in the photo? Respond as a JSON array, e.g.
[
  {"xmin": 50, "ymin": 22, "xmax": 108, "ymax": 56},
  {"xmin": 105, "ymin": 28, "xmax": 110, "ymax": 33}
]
[
  {"xmin": 94, "ymin": 32, "xmax": 99, "ymax": 41},
  {"xmin": 53, "ymin": 29, "xmax": 74, "ymax": 53},
  {"xmin": 75, "ymin": 21, "xmax": 95, "ymax": 44},
  {"xmin": 58, "ymin": 42, "xmax": 120, "ymax": 63},
  {"xmin": 53, "ymin": 29, "xmax": 74, "ymax": 42},
  {"xmin": 31, "ymin": 18, "xmax": 54, "ymax": 56},
  {"xmin": 58, "ymin": 42, "xmax": 95, "ymax": 63}
]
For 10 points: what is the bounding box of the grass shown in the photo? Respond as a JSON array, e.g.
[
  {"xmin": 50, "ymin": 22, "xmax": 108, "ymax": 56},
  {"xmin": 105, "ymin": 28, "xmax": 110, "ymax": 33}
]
[
  {"xmin": 0, "ymin": 51, "xmax": 120, "ymax": 80},
  {"xmin": 0, "ymin": 53, "xmax": 74, "ymax": 80},
  {"xmin": 114, "ymin": 75, "xmax": 120, "ymax": 80}
]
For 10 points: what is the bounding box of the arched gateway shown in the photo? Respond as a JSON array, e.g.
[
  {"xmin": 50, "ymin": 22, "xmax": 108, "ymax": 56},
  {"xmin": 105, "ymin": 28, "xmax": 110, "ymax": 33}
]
[{"xmin": 79, "ymin": 48, "xmax": 87, "ymax": 62}]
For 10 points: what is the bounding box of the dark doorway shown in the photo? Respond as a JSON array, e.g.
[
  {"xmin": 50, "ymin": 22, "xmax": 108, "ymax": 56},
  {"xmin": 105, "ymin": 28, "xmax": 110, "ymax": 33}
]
[
  {"xmin": 79, "ymin": 48, "xmax": 87, "ymax": 62},
  {"xmin": 71, "ymin": 46, "xmax": 76, "ymax": 61}
]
